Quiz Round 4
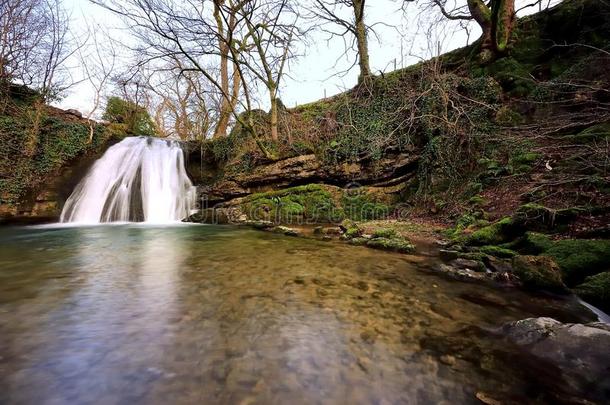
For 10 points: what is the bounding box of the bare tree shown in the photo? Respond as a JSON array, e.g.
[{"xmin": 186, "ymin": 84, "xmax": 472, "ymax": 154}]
[
  {"xmin": 227, "ymin": 0, "xmax": 299, "ymax": 141},
  {"xmin": 309, "ymin": 0, "xmax": 372, "ymax": 82},
  {"xmin": 143, "ymin": 65, "xmax": 216, "ymax": 140},
  {"xmin": 0, "ymin": 0, "xmax": 45, "ymax": 97},
  {"xmin": 418, "ymin": 0, "xmax": 518, "ymax": 63},
  {"xmin": 0, "ymin": 0, "xmax": 75, "ymax": 102},
  {"xmin": 78, "ymin": 23, "xmax": 117, "ymax": 142},
  {"xmin": 91, "ymin": 0, "xmax": 302, "ymax": 159}
]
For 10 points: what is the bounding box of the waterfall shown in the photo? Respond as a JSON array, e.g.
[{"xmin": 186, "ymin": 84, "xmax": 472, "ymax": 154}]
[{"xmin": 60, "ymin": 136, "xmax": 196, "ymax": 224}]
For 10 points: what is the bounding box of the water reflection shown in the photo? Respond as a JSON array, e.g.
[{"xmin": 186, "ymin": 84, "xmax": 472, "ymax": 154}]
[{"xmin": 0, "ymin": 225, "xmax": 596, "ymax": 404}]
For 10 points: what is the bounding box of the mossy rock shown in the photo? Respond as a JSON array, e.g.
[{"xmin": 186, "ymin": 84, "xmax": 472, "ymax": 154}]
[
  {"xmin": 366, "ymin": 237, "xmax": 415, "ymax": 254},
  {"xmin": 372, "ymin": 228, "xmax": 397, "ymax": 238},
  {"xmin": 445, "ymin": 213, "xmax": 479, "ymax": 240},
  {"xmin": 348, "ymin": 237, "xmax": 368, "ymax": 246},
  {"xmin": 340, "ymin": 219, "xmax": 363, "ymax": 239},
  {"xmin": 513, "ymin": 203, "xmax": 586, "ymax": 229},
  {"xmin": 544, "ymin": 239, "xmax": 610, "ymax": 286},
  {"xmin": 503, "ymin": 232, "xmax": 553, "ymax": 255},
  {"xmin": 479, "ymin": 245, "xmax": 517, "ymax": 259},
  {"xmin": 574, "ymin": 272, "xmax": 610, "ymax": 313},
  {"xmin": 512, "ymin": 255, "xmax": 568, "ymax": 294},
  {"xmin": 465, "ymin": 217, "xmax": 521, "ymax": 246},
  {"xmin": 457, "ymin": 252, "xmax": 488, "ymax": 262},
  {"xmin": 341, "ymin": 191, "xmax": 390, "ymax": 221},
  {"xmin": 241, "ymin": 184, "xmax": 341, "ymax": 223}
]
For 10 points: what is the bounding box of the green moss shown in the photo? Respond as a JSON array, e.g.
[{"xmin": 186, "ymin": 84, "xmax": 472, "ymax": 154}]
[
  {"xmin": 574, "ymin": 272, "xmax": 610, "ymax": 313},
  {"xmin": 495, "ymin": 106, "xmax": 525, "ymax": 126},
  {"xmin": 479, "ymin": 245, "xmax": 517, "ymax": 259},
  {"xmin": 510, "ymin": 152, "xmax": 539, "ymax": 166},
  {"xmin": 348, "ymin": 237, "xmax": 368, "ymax": 246},
  {"xmin": 445, "ymin": 213, "xmax": 478, "ymax": 239},
  {"xmin": 468, "ymin": 195, "xmax": 486, "ymax": 206},
  {"xmin": 372, "ymin": 228, "xmax": 397, "ymax": 238},
  {"xmin": 345, "ymin": 227, "xmax": 363, "ymax": 239},
  {"xmin": 484, "ymin": 57, "xmax": 535, "ymax": 97},
  {"xmin": 503, "ymin": 232, "xmax": 554, "ymax": 255},
  {"xmin": 512, "ymin": 255, "xmax": 568, "ymax": 293},
  {"xmin": 465, "ymin": 217, "xmax": 520, "ymax": 246},
  {"xmin": 341, "ymin": 191, "xmax": 390, "ymax": 221},
  {"xmin": 103, "ymin": 96, "xmax": 156, "ymax": 136},
  {"xmin": 545, "ymin": 239, "xmax": 610, "ymax": 286},
  {"xmin": 457, "ymin": 252, "xmax": 488, "ymax": 262},
  {"xmin": 242, "ymin": 184, "xmax": 341, "ymax": 223},
  {"xmin": 565, "ymin": 123, "xmax": 610, "ymax": 144},
  {"xmin": 512, "ymin": 203, "xmax": 587, "ymax": 230},
  {"xmin": 0, "ymin": 110, "xmax": 119, "ymax": 205},
  {"xmin": 340, "ymin": 219, "xmax": 363, "ymax": 239},
  {"xmin": 366, "ymin": 237, "xmax": 415, "ymax": 254}
]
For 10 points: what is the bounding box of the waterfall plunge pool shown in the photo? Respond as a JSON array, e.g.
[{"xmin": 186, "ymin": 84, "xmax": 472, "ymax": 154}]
[{"xmin": 0, "ymin": 223, "xmax": 597, "ymax": 404}]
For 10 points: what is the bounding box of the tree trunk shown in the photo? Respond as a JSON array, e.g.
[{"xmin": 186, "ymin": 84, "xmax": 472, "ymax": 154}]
[
  {"xmin": 353, "ymin": 0, "xmax": 371, "ymax": 82},
  {"xmin": 213, "ymin": 0, "xmax": 231, "ymax": 138},
  {"xmin": 493, "ymin": 0, "xmax": 515, "ymax": 54},
  {"xmin": 269, "ymin": 90, "xmax": 278, "ymax": 142},
  {"xmin": 468, "ymin": 0, "xmax": 515, "ymax": 63},
  {"xmin": 467, "ymin": 0, "xmax": 494, "ymax": 62}
]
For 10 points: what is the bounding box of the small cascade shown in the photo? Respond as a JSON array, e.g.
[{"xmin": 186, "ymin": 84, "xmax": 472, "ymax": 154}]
[{"xmin": 60, "ymin": 136, "xmax": 196, "ymax": 223}]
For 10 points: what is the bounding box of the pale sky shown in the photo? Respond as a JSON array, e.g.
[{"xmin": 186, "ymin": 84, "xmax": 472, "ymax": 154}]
[{"xmin": 57, "ymin": 0, "xmax": 559, "ymax": 114}]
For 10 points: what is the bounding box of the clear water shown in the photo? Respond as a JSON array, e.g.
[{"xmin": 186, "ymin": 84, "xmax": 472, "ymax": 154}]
[
  {"xmin": 0, "ymin": 225, "xmax": 596, "ymax": 404},
  {"xmin": 60, "ymin": 137, "xmax": 196, "ymax": 224}
]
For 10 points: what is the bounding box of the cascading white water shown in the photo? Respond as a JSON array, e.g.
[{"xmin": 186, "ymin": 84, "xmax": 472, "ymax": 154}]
[{"xmin": 60, "ymin": 136, "xmax": 196, "ymax": 224}]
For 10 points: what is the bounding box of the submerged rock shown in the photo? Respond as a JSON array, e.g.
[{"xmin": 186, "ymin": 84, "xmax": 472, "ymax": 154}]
[
  {"xmin": 500, "ymin": 317, "xmax": 610, "ymax": 402},
  {"xmin": 450, "ymin": 258, "xmax": 486, "ymax": 272},
  {"xmin": 244, "ymin": 220, "xmax": 274, "ymax": 229},
  {"xmin": 430, "ymin": 263, "xmax": 489, "ymax": 283}
]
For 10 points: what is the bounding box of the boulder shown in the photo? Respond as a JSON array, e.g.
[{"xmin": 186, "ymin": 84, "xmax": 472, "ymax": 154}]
[
  {"xmin": 500, "ymin": 317, "xmax": 610, "ymax": 402},
  {"xmin": 66, "ymin": 108, "xmax": 83, "ymax": 118},
  {"xmin": 366, "ymin": 237, "xmax": 415, "ymax": 254},
  {"xmin": 340, "ymin": 219, "xmax": 363, "ymax": 239},
  {"xmin": 450, "ymin": 258, "xmax": 486, "ymax": 272},
  {"xmin": 511, "ymin": 255, "xmax": 568, "ymax": 293},
  {"xmin": 273, "ymin": 226, "xmax": 300, "ymax": 237}
]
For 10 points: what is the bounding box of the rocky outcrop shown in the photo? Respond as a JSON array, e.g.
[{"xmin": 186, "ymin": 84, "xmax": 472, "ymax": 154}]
[
  {"xmin": 207, "ymin": 151, "xmax": 419, "ymax": 202},
  {"xmin": 500, "ymin": 317, "xmax": 610, "ymax": 402}
]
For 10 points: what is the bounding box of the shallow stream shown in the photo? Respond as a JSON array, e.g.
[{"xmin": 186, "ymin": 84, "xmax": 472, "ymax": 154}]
[{"xmin": 0, "ymin": 224, "xmax": 596, "ymax": 404}]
